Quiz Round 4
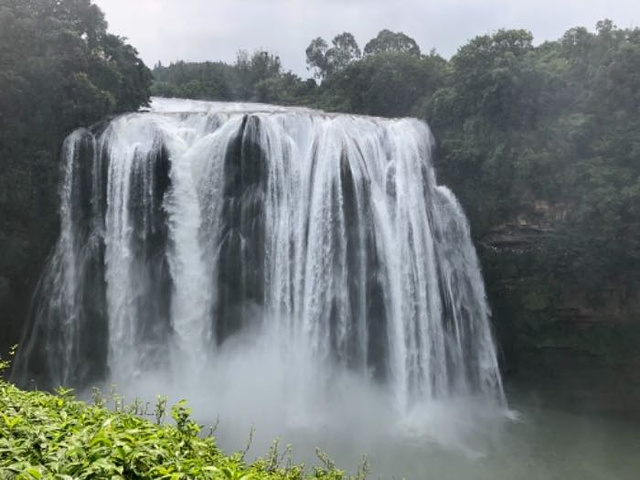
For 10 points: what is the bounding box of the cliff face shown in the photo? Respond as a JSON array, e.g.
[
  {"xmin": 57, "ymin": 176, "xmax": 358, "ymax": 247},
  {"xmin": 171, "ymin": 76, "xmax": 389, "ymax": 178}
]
[
  {"xmin": 0, "ymin": 176, "xmax": 59, "ymax": 365},
  {"xmin": 480, "ymin": 209, "xmax": 640, "ymax": 415}
]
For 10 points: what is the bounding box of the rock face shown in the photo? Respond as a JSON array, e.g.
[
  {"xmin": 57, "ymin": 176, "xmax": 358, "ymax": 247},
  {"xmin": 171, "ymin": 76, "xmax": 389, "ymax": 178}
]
[
  {"xmin": 0, "ymin": 179, "xmax": 59, "ymax": 371},
  {"xmin": 480, "ymin": 215, "xmax": 640, "ymax": 415}
]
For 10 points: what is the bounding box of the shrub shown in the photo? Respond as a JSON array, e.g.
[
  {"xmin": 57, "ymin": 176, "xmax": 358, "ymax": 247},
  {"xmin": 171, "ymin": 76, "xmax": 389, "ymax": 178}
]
[{"xmin": 0, "ymin": 350, "xmax": 360, "ymax": 480}]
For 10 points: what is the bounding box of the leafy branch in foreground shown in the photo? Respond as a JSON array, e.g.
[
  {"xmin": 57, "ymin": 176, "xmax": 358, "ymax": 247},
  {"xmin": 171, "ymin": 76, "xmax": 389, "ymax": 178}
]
[
  {"xmin": 0, "ymin": 365, "xmax": 364, "ymax": 479},
  {"xmin": 0, "ymin": 345, "xmax": 16, "ymax": 376}
]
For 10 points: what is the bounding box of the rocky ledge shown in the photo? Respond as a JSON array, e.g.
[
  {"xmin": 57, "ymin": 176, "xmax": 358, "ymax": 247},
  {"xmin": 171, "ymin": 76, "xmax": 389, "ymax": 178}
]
[{"xmin": 480, "ymin": 219, "xmax": 640, "ymax": 416}]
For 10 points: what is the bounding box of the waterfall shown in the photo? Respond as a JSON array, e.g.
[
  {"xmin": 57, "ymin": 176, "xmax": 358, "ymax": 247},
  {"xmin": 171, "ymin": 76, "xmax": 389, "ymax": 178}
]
[{"xmin": 14, "ymin": 98, "xmax": 505, "ymax": 412}]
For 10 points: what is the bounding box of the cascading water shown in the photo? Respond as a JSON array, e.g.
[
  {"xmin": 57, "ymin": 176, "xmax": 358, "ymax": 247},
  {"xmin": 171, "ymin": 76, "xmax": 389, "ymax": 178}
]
[{"xmin": 14, "ymin": 98, "xmax": 505, "ymax": 417}]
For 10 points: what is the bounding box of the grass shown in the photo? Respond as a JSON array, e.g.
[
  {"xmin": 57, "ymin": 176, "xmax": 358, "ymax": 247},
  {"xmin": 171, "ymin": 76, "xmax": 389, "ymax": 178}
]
[{"xmin": 0, "ymin": 349, "xmax": 367, "ymax": 480}]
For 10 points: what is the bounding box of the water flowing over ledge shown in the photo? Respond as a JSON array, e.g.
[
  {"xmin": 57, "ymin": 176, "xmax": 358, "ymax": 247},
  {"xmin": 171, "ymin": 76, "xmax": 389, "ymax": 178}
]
[{"xmin": 14, "ymin": 97, "xmax": 505, "ymax": 416}]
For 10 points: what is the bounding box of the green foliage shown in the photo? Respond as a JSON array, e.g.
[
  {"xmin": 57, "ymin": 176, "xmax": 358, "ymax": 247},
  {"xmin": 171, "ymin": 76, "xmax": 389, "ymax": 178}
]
[
  {"xmin": 305, "ymin": 33, "xmax": 361, "ymax": 80},
  {"xmin": 0, "ymin": 376, "xmax": 360, "ymax": 479},
  {"xmin": 234, "ymin": 50, "xmax": 284, "ymax": 100},
  {"xmin": 152, "ymin": 61, "xmax": 236, "ymax": 100},
  {"xmin": 418, "ymin": 22, "xmax": 640, "ymax": 281},
  {"xmin": 0, "ymin": 345, "xmax": 17, "ymax": 377},
  {"xmin": 325, "ymin": 33, "xmax": 362, "ymax": 75},
  {"xmin": 318, "ymin": 51, "xmax": 446, "ymax": 118},
  {"xmin": 305, "ymin": 37, "xmax": 329, "ymax": 80},
  {"xmin": 363, "ymin": 30, "xmax": 421, "ymax": 56},
  {"xmin": 0, "ymin": 0, "xmax": 152, "ymax": 355},
  {"xmin": 152, "ymin": 52, "xmax": 316, "ymax": 105}
]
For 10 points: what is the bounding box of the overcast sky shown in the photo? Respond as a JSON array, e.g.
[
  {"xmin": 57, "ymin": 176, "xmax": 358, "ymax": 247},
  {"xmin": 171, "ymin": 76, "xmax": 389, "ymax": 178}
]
[{"xmin": 97, "ymin": 0, "xmax": 639, "ymax": 76}]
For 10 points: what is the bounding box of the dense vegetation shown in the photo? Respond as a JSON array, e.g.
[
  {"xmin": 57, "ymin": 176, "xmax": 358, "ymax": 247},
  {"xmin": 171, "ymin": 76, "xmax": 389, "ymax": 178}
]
[
  {"xmin": 0, "ymin": 351, "xmax": 359, "ymax": 479},
  {"xmin": 0, "ymin": 0, "xmax": 152, "ymax": 355},
  {"xmin": 152, "ymin": 53, "xmax": 317, "ymax": 106},
  {"xmin": 428, "ymin": 22, "xmax": 640, "ymax": 268}
]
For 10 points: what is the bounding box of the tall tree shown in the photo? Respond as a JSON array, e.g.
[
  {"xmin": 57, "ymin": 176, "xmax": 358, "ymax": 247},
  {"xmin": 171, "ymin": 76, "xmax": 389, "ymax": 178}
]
[
  {"xmin": 306, "ymin": 37, "xmax": 329, "ymax": 80},
  {"xmin": 326, "ymin": 32, "xmax": 361, "ymax": 73},
  {"xmin": 305, "ymin": 32, "xmax": 361, "ymax": 80},
  {"xmin": 363, "ymin": 29, "xmax": 421, "ymax": 56},
  {"xmin": 322, "ymin": 52, "xmax": 446, "ymax": 117}
]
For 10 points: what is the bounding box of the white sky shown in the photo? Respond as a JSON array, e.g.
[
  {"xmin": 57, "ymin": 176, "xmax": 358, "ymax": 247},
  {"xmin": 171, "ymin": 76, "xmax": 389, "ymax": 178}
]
[{"xmin": 96, "ymin": 0, "xmax": 640, "ymax": 75}]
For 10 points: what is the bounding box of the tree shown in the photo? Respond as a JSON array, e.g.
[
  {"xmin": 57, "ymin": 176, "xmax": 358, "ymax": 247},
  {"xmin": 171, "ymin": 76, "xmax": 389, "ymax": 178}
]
[
  {"xmin": 152, "ymin": 52, "xmax": 314, "ymax": 105},
  {"xmin": 363, "ymin": 29, "xmax": 421, "ymax": 56},
  {"xmin": 322, "ymin": 51, "xmax": 446, "ymax": 117},
  {"xmin": 306, "ymin": 37, "xmax": 329, "ymax": 80},
  {"xmin": 305, "ymin": 32, "xmax": 361, "ymax": 80},
  {"xmin": 424, "ymin": 29, "xmax": 548, "ymax": 234},
  {"xmin": 326, "ymin": 32, "xmax": 361, "ymax": 73},
  {"xmin": 234, "ymin": 49, "xmax": 284, "ymax": 100},
  {"xmin": 448, "ymin": 29, "xmax": 535, "ymax": 126}
]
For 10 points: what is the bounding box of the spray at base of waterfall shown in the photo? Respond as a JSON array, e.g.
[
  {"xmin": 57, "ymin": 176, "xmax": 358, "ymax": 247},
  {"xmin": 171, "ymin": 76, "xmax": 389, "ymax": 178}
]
[{"xmin": 85, "ymin": 310, "xmax": 514, "ymax": 463}]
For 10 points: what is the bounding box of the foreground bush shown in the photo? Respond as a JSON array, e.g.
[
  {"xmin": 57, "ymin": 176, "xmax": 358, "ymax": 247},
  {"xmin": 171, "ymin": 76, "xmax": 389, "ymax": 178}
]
[{"xmin": 0, "ymin": 355, "xmax": 358, "ymax": 479}]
